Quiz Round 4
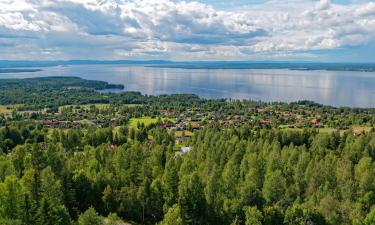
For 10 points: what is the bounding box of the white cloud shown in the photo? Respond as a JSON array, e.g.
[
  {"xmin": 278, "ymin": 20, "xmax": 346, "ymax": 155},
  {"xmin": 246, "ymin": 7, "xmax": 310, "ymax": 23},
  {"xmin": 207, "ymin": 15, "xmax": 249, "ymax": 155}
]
[
  {"xmin": 0, "ymin": 0, "xmax": 374, "ymax": 60},
  {"xmin": 355, "ymin": 2, "xmax": 375, "ymax": 16},
  {"xmin": 316, "ymin": 0, "xmax": 331, "ymax": 10}
]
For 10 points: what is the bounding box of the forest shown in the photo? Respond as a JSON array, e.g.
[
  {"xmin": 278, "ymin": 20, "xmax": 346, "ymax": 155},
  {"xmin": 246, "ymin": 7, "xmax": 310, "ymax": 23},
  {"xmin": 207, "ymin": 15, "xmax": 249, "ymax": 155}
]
[{"xmin": 0, "ymin": 77, "xmax": 374, "ymax": 225}]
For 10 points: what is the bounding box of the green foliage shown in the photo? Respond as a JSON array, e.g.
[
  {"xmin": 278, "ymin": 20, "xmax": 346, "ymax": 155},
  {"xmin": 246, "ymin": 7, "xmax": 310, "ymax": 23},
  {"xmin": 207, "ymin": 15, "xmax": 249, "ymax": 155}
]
[
  {"xmin": 78, "ymin": 207, "xmax": 103, "ymax": 225},
  {"xmin": 0, "ymin": 176, "xmax": 23, "ymax": 220},
  {"xmin": 0, "ymin": 77, "xmax": 374, "ymax": 224},
  {"xmin": 364, "ymin": 208, "xmax": 375, "ymax": 225},
  {"xmin": 284, "ymin": 204, "xmax": 327, "ymax": 225},
  {"xmin": 178, "ymin": 172, "xmax": 206, "ymax": 225},
  {"xmin": 244, "ymin": 206, "xmax": 263, "ymax": 225},
  {"xmin": 262, "ymin": 170, "xmax": 286, "ymax": 204},
  {"xmin": 0, "ymin": 122, "xmax": 374, "ymax": 225},
  {"xmin": 159, "ymin": 204, "xmax": 183, "ymax": 225}
]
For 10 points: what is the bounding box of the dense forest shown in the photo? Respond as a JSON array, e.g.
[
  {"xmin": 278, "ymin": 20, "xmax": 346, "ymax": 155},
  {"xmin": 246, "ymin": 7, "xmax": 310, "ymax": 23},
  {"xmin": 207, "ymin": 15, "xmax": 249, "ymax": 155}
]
[{"xmin": 0, "ymin": 77, "xmax": 374, "ymax": 225}]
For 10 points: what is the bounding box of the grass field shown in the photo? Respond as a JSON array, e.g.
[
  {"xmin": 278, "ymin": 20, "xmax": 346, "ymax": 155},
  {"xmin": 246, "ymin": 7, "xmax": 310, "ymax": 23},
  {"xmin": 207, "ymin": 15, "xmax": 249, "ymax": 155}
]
[
  {"xmin": 128, "ymin": 117, "xmax": 177, "ymax": 129},
  {"xmin": 59, "ymin": 104, "xmax": 110, "ymax": 112},
  {"xmin": 282, "ymin": 127, "xmax": 337, "ymax": 133},
  {"xmin": 0, "ymin": 104, "xmax": 22, "ymax": 114},
  {"xmin": 123, "ymin": 104, "xmax": 143, "ymax": 108},
  {"xmin": 128, "ymin": 117, "xmax": 159, "ymax": 128},
  {"xmin": 281, "ymin": 125, "xmax": 373, "ymax": 134},
  {"xmin": 352, "ymin": 125, "xmax": 373, "ymax": 134},
  {"xmin": 317, "ymin": 127, "xmax": 337, "ymax": 133},
  {"xmin": 59, "ymin": 104, "xmax": 143, "ymax": 113},
  {"xmin": 175, "ymin": 130, "xmax": 193, "ymax": 137}
]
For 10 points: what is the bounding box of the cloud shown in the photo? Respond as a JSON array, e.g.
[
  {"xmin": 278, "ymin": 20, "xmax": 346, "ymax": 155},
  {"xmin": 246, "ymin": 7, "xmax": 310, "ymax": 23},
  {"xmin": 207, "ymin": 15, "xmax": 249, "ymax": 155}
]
[
  {"xmin": 316, "ymin": 0, "xmax": 331, "ymax": 10},
  {"xmin": 355, "ymin": 2, "xmax": 375, "ymax": 16},
  {"xmin": 243, "ymin": 0, "xmax": 375, "ymax": 55},
  {"xmin": 0, "ymin": 0, "xmax": 374, "ymax": 60}
]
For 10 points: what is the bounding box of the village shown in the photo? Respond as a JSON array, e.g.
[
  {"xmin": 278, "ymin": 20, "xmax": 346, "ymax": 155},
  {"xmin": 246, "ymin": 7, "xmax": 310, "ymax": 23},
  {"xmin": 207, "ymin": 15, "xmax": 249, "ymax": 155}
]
[{"xmin": 1, "ymin": 102, "xmax": 373, "ymax": 153}]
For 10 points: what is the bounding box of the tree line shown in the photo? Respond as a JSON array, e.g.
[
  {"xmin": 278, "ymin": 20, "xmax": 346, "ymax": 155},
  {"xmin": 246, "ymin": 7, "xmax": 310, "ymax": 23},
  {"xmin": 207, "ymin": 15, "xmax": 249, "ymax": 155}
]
[{"xmin": 0, "ymin": 123, "xmax": 375, "ymax": 224}]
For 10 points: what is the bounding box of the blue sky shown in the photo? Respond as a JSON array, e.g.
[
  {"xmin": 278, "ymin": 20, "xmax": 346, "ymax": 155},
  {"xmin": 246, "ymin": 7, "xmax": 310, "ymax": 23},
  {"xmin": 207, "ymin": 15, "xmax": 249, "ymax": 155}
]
[{"xmin": 0, "ymin": 0, "xmax": 374, "ymax": 62}]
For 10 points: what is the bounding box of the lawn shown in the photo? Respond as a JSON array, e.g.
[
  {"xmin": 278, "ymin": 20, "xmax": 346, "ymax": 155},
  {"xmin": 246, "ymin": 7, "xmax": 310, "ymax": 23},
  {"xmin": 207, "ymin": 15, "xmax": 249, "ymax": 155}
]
[
  {"xmin": 128, "ymin": 117, "xmax": 159, "ymax": 128},
  {"xmin": 315, "ymin": 127, "xmax": 336, "ymax": 133},
  {"xmin": 128, "ymin": 117, "xmax": 177, "ymax": 129},
  {"xmin": 175, "ymin": 130, "xmax": 193, "ymax": 137}
]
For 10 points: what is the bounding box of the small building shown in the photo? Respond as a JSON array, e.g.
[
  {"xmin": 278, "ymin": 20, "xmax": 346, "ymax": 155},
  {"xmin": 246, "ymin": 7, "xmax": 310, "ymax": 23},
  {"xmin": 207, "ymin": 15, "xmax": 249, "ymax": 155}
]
[
  {"xmin": 163, "ymin": 121, "xmax": 176, "ymax": 128},
  {"xmin": 175, "ymin": 146, "xmax": 193, "ymax": 157},
  {"xmin": 181, "ymin": 147, "xmax": 192, "ymax": 154},
  {"xmin": 43, "ymin": 119, "xmax": 60, "ymax": 128},
  {"xmin": 191, "ymin": 124, "xmax": 201, "ymax": 130}
]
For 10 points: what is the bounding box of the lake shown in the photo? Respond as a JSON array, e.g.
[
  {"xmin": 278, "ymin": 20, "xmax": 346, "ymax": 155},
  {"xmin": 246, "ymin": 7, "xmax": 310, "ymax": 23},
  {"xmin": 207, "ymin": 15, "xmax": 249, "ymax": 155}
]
[{"xmin": 1, "ymin": 64, "xmax": 375, "ymax": 108}]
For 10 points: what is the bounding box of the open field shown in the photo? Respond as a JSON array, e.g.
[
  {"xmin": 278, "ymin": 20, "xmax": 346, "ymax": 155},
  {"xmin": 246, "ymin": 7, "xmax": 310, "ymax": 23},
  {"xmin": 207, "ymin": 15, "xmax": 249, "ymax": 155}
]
[
  {"xmin": 281, "ymin": 125, "xmax": 373, "ymax": 134},
  {"xmin": 353, "ymin": 125, "xmax": 373, "ymax": 134},
  {"xmin": 128, "ymin": 117, "xmax": 159, "ymax": 128},
  {"xmin": 128, "ymin": 117, "xmax": 176, "ymax": 129},
  {"xmin": 282, "ymin": 127, "xmax": 337, "ymax": 133},
  {"xmin": 59, "ymin": 104, "xmax": 143, "ymax": 113},
  {"xmin": 175, "ymin": 130, "xmax": 193, "ymax": 137},
  {"xmin": 123, "ymin": 104, "xmax": 143, "ymax": 108},
  {"xmin": 0, "ymin": 104, "xmax": 23, "ymax": 114},
  {"xmin": 59, "ymin": 104, "xmax": 110, "ymax": 112}
]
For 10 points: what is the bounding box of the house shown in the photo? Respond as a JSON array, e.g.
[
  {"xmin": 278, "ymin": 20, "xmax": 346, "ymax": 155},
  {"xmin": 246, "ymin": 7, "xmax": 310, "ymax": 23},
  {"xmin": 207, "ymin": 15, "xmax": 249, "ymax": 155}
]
[
  {"xmin": 191, "ymin": 124, "xmax": 201, "ymax": 130},
  {"xmin": 163, "ymin": 121, "xmax": 176, "ymax": 128},
  {"xmin": 43, "ymin": 119, "xmax": 60, "ymax": 128},
  {"xmin": 259, "ymin": 119, "xmax": 270, "ymax": 125}
]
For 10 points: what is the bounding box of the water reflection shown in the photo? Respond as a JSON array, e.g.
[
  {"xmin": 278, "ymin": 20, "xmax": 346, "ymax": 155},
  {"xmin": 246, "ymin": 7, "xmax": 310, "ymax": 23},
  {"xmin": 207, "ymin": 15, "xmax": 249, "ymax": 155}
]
[{"xmin": 1, "ymin": 64, "xmax": 375, "ymax": 107}]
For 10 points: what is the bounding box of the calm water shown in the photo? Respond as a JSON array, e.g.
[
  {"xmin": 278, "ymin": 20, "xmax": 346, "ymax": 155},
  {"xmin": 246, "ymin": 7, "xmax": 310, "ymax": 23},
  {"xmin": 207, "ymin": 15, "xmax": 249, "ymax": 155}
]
[{"xmin": 1, "ymin": 64, "xmax": 375, "ymax": 108}]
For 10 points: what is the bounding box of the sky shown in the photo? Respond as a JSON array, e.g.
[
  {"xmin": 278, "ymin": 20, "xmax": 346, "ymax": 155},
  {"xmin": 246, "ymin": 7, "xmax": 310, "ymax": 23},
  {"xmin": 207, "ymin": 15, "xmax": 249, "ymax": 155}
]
[{"xmin": 0, "ymin": 0, "xmax": 375, "ymax": 62}]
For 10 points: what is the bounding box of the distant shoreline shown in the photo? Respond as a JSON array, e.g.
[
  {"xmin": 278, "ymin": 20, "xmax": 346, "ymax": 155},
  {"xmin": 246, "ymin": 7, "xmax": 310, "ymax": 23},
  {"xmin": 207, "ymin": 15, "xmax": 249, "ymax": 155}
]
[
  {"xmin": 1, "ymin": 61, "xmax": 375, "ymax": 72},
  {"xmin": 147, "ymin": 64, "xmax": 375, "ymax": 72},
  {"xmin": 0, "ymin": 68, "xmax": 42, "ymax": 73}
]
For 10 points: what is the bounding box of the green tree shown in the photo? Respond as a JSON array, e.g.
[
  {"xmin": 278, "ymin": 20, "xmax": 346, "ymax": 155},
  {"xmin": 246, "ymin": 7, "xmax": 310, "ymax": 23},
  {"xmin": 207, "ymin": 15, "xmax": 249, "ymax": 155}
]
[
  {"xmin": 36, "ymin": 198, "xmax": 70, "ymax": 225},
  {"xmin": 40, "ymin": 167, "xmax": 63, "ymax": 206},
  {"xmin": 159, "ymin": 204, "xmax": 183, "ymax": 225},
  {"xmin": 284, "ymin": 204, "xmax": 326, "ymax": 225},
  {"xmin": 0, "ymin": 176, "xmax": 23, "ymax": 220},
  {"xmin": 162, "ymin": 157, "xmax": 179, "ymax": 208},
  {"xmin": 262, "ymin": 170, "xmax": 286, "ymax": 204},
  {"xmin": 244, "ymin": 206, "xmax": 263, "ymax": 225},
  {"xmin": 106, "ymin": 213, "xmax": 124, "ymax": 225},
  {"xmin": 178, "ymin": 172, "xmax": 206, "ymax": 225},
  {"xmin": 364, "ymin": 208, "xmax": 375, "ymax": 225},
  {"xmin": 78, "ymin": 207, "xmax": 102, "ymax": 225},
  {"xmin": 102, "ymin": 185, "xmax": 116, "ymax": 214}
]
